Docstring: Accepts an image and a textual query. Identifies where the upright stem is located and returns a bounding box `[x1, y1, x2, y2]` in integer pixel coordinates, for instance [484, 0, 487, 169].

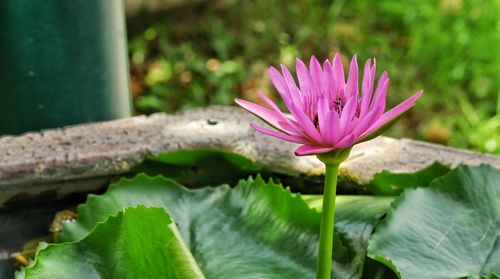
[316, 162, 339, 279]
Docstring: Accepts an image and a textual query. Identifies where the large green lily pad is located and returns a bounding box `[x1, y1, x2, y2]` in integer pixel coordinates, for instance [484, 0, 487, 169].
[366, 162, 451, 195]
[368, 165, 500, 279]
[44, 175, 392, 278]
[18, 206, 204, 279]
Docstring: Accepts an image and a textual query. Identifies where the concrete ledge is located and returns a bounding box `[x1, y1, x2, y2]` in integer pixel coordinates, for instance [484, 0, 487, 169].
[1, 106, 499, 205]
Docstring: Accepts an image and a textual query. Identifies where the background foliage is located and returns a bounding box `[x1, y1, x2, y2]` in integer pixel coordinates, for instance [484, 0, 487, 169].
[127, 0, 500, 154]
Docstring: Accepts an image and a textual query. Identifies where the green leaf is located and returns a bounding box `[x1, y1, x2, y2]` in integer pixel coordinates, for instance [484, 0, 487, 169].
[151, 149, 261, 171]
[303, 195, 396, 278]
[18, 206, 204, 279]
[361, 258, 398, 279]
[54, 174, 391, 278]
[368, 165, 500, 279]
[131, 149, 263, 187]
[367, 162, 451, 195]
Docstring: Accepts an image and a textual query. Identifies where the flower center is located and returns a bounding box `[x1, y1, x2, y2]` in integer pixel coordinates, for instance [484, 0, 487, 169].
[332, 97, 344, 114]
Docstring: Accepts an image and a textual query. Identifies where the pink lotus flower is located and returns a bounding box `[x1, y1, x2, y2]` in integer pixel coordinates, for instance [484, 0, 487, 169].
[235, 54, 423, 156]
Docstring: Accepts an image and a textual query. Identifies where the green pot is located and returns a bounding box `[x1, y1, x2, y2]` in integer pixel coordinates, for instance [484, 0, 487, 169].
[0, 0, 131, 135]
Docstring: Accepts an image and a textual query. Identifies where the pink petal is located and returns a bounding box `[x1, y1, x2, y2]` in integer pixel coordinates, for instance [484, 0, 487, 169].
[322, 60, 336, 101]
[294, 144, 335, 156]
[287, 102, 325, 145]
[335, 133, 356, 149]
[317, 96, 330, 141]
[257, 91, 281, 112]
[332, 53, 345, 98]
[352, 105, 380, 137]
[339, 95, 357, 135]
[326, 110, 342, 145]
[344, 55, 359, 98]
[309, 56, 323, 94]
[364, 90, 423, 136]
[280, 64, 303, 108]
[345, 99, 361, 136]
[268, 67, 291, 100]
[296, 58, 315, 99]
[366, 77, 389, 124]
[360, 58, 376, 117]
[257, 91, 303, 136]
[370, 71, 389, 112]
[235, 98, 291, 133]
[251, 123, 309, 144]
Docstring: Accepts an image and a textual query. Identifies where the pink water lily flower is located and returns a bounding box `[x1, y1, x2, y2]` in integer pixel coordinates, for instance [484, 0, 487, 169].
[235, 54, 423, 156]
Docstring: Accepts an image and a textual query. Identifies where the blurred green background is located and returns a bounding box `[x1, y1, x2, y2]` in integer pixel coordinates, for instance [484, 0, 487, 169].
[126, 0, 500, 154]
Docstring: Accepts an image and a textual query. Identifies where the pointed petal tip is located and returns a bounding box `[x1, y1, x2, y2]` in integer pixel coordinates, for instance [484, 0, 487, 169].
[364, 57, 372, 67]
[249, 123, 265, 133]
[234, 98, 244, 105]
[407, 89, 424, 104]
[257, 90, 267, 98]
[235, 98, 261, 110]
[296, 57, 306, 64]
[371, 58, 377, 71]
[280, 63, 292, 74]
[377, 71, 389, 84]
[405, 89, 424, 105]
[251, 123, 308, 144]
[234, 98, 275, 121]
[267, 66, 278, 74]
[350, 55, 358, 67]
[310, 55, 321, 69]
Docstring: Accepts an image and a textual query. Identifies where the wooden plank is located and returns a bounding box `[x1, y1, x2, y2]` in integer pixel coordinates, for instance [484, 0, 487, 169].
[1, 106, 499, 205]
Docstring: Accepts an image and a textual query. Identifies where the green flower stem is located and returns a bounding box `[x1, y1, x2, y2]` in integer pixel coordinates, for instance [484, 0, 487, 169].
[316, 162, 339, 279]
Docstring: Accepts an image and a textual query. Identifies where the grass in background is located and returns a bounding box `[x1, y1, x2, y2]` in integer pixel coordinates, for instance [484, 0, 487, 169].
[127, 0, 500, 154]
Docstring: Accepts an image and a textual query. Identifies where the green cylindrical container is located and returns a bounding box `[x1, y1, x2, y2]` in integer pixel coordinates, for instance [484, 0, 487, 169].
[0, 0, 131, 135]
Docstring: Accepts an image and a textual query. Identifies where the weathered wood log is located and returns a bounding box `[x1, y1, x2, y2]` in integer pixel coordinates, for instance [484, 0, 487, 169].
[1, 106, 499, 206]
